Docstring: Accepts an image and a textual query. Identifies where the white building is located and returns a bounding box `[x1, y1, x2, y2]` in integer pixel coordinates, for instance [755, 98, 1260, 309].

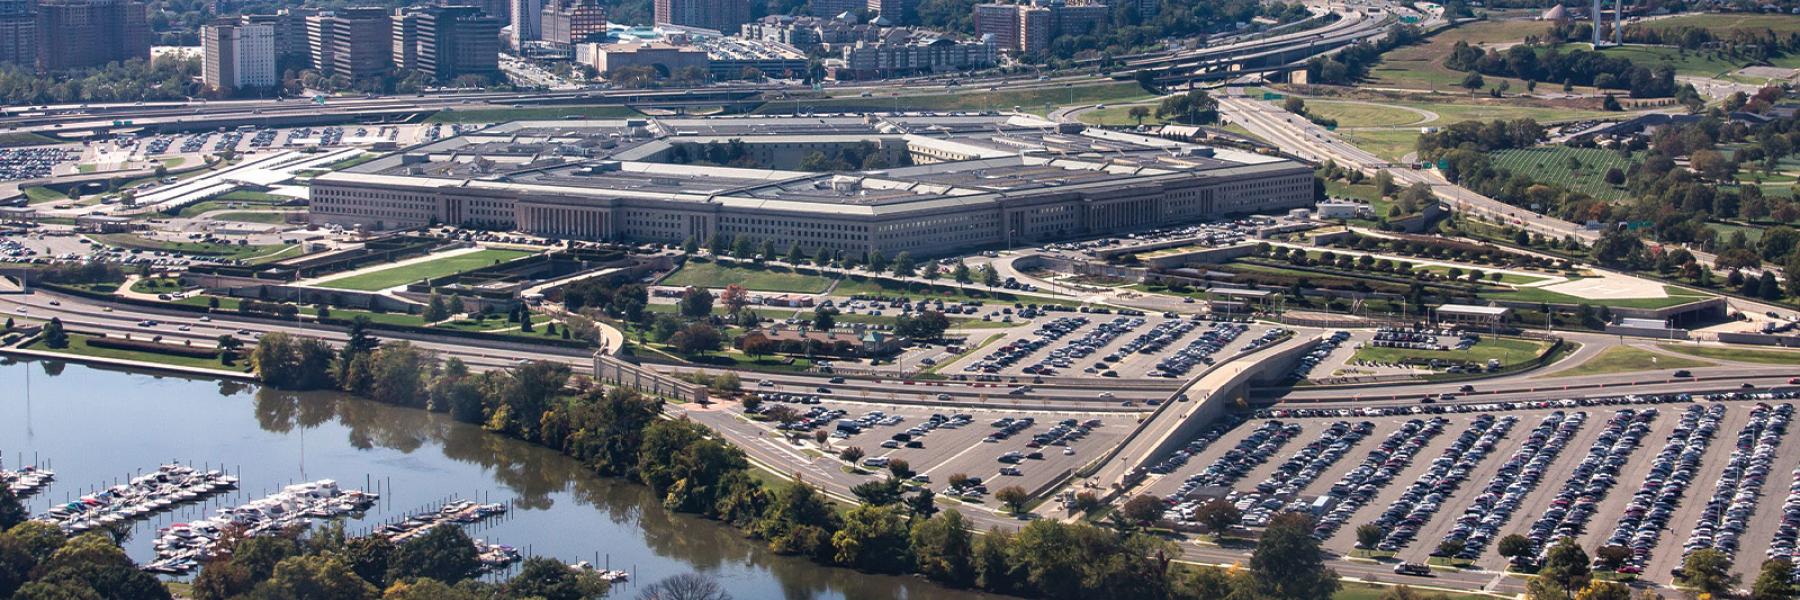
[509, 0, 543, 49]
[203, 21, 276, 95]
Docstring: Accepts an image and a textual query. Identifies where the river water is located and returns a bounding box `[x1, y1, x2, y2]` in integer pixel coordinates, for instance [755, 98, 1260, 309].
[0, 359, 991, 600]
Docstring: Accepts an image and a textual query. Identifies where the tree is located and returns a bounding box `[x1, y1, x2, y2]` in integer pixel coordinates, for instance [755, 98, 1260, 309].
[1242, 513, 1339, 600]
[886, 459, 913, 479]
[1461, 72, 1486, 94]
[1592, 545, 1630, 571]
[851, 478, 904, 505]
[386, 524, 479, 584]
[812, 307, 837, 331]
[1677, 548, 1739, 597]
[1602, 93, 1622, 111]
[838, 446, 865, 463]
[1753, 558, 1797, 600]
[678, 287, 714, 319]
[1572, 580, 1632, 600]
[251, 555, 378, 600]
[720, 284, 751, 316]
[995, 486, 1029, 515]
[423, 294, 451, 322]
[867, 250, 889, 272]
[669, 323, 722, 355]
[891, 252, 916, 277]
[1536, 539, 1591, 600]
[906, 487, 938, 520]
[1120, 494, 1165, 525]
[832, 504, 912, 573]
[1497, 534, 1533, 560]
[1154, 90, 1219, 125]
[637, 572, 730, 600]
[40, 318, 67, 349]
[506, 556, 607, 600]
[1193, 498, 1240, 537]
[1128, 105, 1151, 126]
[1355, 523, 1384, 549]
[952, 262, 972, 288]
[911, 509, 975, 587]
[0, 486, 24, 530]
[981, 265, 1000, 288]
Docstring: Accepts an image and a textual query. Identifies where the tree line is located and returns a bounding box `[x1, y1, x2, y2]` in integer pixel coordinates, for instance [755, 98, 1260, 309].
[1444, 42, 1681, 98]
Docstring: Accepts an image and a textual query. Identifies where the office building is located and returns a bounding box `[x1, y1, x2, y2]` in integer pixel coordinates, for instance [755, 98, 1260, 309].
[307, 8, 392, 82]
[834, 32, 996, 80]
[310, 115, 1314, 256]
[203, 20, 276, 95]
[36, 0, 150, 71]
[508, 0, 540, 49]
[653, 0, 749, 33]
[241, 9, 316, 70]
[416, 5, 499, 81]
[540, 0, 606, 45]
[972, 3, 1018, 51]
[0, 0, 33, 67]
[581, 41, 707, 75]
[391, 8, 421, 71]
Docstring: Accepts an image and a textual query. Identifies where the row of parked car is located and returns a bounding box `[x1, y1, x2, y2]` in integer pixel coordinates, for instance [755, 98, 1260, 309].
[1025, 316, 1144, 375]
[1437, 411, 1586, 561]
[1681, 403, 1791, 561]
[965, 317, 1085, 374]
[1370, 415, 1517, 553]
[1288, 330, 1351, 382]
[1178, 421, 1302, 492]
[1605, 404, 1726, 567]
[1146, 416, 1244, 475]
[1523, 409, 1658, 567]
[1253, 421, 1373, 498]
[1152, 323, 1250, 378]
[0, 147, 77, 181]
[1312, 418, 1449, 540]
[1768, 459, 1800, 577]
[1251, 390, 1780, 421]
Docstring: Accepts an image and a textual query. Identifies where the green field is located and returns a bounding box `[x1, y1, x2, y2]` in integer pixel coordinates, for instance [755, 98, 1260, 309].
[1656, 343, 1800, 365]
[212, 211, 296, 224]
[1368, 20, 1564, 92]
[0, 132, 57, 147]
[425, 104, 644, 124]
[761, 82, 1153, 116]
[1636, 13, 1800, 36]
[23, 333, 234, 371]
[315, 248, 534, 291]
[1547, 345, 1712, 377]
[1076, 103, 1168, 126]
[1351, 336, 1550, 369]
[1482, 285, 1713, 309]
[23, 186, 67, 204]
[661, 260, 834, 294]
[1303, 101, 1431, 127]
[216, 190, 287, 202]
[1489, 146, 1637, 201]
[1337, 129, 1423, 162]
[1596, 44, 1754, 78]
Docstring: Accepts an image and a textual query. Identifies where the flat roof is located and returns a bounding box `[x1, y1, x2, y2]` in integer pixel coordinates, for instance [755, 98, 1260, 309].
[1435, 304, 1512, 316]
[1207, 287, 1272, 299]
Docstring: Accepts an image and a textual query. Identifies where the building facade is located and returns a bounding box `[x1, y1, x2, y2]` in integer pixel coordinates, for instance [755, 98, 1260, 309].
[973, 0, 1108, 54]
[835, 36, 996, 80]
[0, 0, 34, 68]
[307, 7, 392, 82]
[866, 0, 917, 24]
[415, 5, 500, 81]
[583, 42, 706, 76]
[508, 0, 541, 49]
[540, 0, 606, 46]
[36, 0, 150, 71]
[241, 9, 316, 70]
[652, 0, 748, 33]
[203, 20, 276, 95]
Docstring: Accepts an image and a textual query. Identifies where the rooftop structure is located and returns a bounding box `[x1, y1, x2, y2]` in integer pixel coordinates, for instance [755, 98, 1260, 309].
[310, 114, 1314, 257]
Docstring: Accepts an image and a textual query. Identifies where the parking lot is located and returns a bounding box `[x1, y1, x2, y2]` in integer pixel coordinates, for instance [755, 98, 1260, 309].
[1135, 393, 1800, 585]
[939, 312, 1279, 383]
[747, 398, 1133, 502]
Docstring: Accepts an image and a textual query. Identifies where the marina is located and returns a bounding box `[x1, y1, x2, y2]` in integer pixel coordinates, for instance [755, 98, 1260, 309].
[40, 464, 237, 534]
[1, 463, 53, 498]
[145, 479, 377, 574]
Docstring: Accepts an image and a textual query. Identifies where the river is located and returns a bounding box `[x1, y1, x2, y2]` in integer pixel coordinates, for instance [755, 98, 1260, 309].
[0, 358, 993, 600]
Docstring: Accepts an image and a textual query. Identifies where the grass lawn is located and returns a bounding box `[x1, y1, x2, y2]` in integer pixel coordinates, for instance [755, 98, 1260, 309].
[425, 104, 643, 124]
[23, 333, 235, 371]
[1076, 103, 1170, 126]
[160, 157, 186, 168]
[1481, 285, 1712, 309]
[1333, 581, 1496, 600]
[1303, 101, 1430, 127]
[1488, 146, 1637, 202]
[1368, 20, 1563, 92]
[830, 275, 1086, 307]
[1656, 344, 1800, 365]
[129, 277, 188, 295]
[1414, 264, 1549, 285]
[0, 132, 57, 147]
[1352, 337, 1550, 369]
[662, 260, 834, 294]
[212, 211, 296, 225]
[829, 311, 1017, 329]
[1546, 345, 1713, 378]
[1637, 13, 1800, 35]
[1596, 44, 1746, 78]
[316, 249, 534, 291]
[90, 234, 294, 261]
[1338, 129, 1423, 162]
[246, 244, 306, 265]
[23, 186, 67, 204]
[216, 190, 287, 202]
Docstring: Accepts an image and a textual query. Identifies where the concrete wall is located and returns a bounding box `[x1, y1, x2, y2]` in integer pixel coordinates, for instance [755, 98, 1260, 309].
[1717, 331, 1800, 347]
[1140, 243, 1257, 270]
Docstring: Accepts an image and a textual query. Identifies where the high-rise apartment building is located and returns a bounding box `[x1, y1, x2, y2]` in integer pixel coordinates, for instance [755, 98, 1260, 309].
[203, 20, 275, 94]
[653, 0, 749, 33]
[416, 5, 499, 81]
[541, 0, 606, 46]
[306, 7, 392, 82]
[508, 0, 541, 49]
[973, 1, 1106, 54]
[972, 3, 1019, 50]
[36, 0, 150, 71]
[0, 0, 34, 67]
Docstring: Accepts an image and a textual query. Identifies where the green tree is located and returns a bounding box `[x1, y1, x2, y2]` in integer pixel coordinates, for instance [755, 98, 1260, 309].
[995, 486, 1029, 514]
[386, 525, 479, 584]
[1572, 580, 1632, 600]
[1753, 558, 1798, 600]
[0, 486, 24, 530]
[40, 318, 67, 349]
[1242, 512, 1339, 600]
[973, 526, 1020, 594]
[1497, 534, 1533, 560]
[679, 287, 714, 318]
[1128, 105, 1151, 125]
[952, 262, 972, 288]
[251, 555, 378, 600]
[891, 252, 916, 277]
[1677, 548, 1739, 597]
[911, 509, 975, 587]
[1536, 539, 1591, 600]
[423, 294, 451, 322]
[1461, 71, 1485, 94]
[1193, 498, 1240, 537]
[1120, 494, 1165, 525]
[832, 504, 912, 573]
[506, 556, 607, 600]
